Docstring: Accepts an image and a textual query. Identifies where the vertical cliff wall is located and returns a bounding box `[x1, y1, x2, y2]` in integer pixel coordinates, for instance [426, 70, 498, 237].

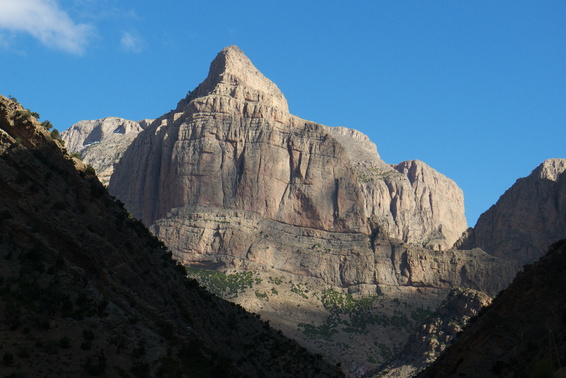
[106, 45, 467, 252]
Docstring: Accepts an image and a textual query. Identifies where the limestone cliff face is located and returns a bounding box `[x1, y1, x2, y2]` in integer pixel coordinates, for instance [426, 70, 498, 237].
[325, 126, 467, 250]
[152, 206, 512, 297]
[457, 158, 566, 266]
[62, 117, 151, 185]
[104, 45, 496, 301]
[357, 159, 467, 250]
[58, 47, 509, 374]
[108, 45, 467, 251]
[109, 46, 368, 234]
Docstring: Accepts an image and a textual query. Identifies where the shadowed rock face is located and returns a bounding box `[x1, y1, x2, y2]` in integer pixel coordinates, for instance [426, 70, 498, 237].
[364, 159, 467, 250]
[419, 240, 566, 378]
[323, 125, 468, 250]
[457, 158, 566, 266]
[382, 288, 492, 377]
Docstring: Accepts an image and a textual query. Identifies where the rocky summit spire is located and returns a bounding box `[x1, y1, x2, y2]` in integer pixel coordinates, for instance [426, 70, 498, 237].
[193, 45, 289, 113]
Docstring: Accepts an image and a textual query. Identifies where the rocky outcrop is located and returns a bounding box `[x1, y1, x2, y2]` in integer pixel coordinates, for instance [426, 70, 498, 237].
[324, 123, 468, 250]
[0, 95, 342, 377]
[419, 239, 566, 378]
[102, 48, 512, 373]
[81, 46, 508, 374]
[383, 288, 492, 377]
[457, 158, 566, 266]
[61, 117, 151, 185]
[359, 160, 467, 250]
[151, 206, 513, 297]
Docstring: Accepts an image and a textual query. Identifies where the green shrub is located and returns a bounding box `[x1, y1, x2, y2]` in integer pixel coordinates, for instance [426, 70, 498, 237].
[85, 165, 96, 176]
[15, 109, 31, 120]
[255, 291, 269, 300]
[41, 120, 53, 130]
[290, 283, 309, 299]
[411, 308, 432, 323]
[186, 268, 256, 298]
[50, 129, 60, 139]
[50, 129, 66, 146]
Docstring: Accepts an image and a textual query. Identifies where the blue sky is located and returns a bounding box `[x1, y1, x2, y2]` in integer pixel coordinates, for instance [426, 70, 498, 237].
[1, 0, 565, 226]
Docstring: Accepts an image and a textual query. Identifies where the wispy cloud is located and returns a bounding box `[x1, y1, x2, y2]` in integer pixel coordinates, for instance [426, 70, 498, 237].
[120, 30, 145, 54]
[0, 0, 93, 55]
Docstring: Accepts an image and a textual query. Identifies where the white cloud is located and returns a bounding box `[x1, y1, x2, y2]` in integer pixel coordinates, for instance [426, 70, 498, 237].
[120, 30, 145, 54]
[0, 0, 93, 54]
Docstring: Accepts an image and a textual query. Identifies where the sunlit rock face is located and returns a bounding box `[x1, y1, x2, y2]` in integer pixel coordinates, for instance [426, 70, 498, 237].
[110, 46, 369, 235]
[108, 45, 467, 253]
[62, 117, 151, 185]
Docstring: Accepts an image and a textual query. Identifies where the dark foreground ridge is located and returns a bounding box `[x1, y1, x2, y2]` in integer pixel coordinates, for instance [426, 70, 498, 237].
[419, 239, 566, 377]
[0, 95, 343, 377]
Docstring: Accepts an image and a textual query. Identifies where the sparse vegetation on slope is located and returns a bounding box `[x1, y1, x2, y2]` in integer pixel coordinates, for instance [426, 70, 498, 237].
[186, 267, 261, 299]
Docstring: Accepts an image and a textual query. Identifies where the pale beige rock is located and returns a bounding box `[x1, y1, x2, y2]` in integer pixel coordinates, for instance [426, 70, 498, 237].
[108, 45, 491, 298]
[152, 206, 513, 296]
[109, 46, 368, 234]
[190, 45, 289, 115]
[61, 117, 151, 185]
[325, 125, 468, 249]
[70, 46, 468, 250]
[354, 159, 467, 250]
[531, 158, 566, 181]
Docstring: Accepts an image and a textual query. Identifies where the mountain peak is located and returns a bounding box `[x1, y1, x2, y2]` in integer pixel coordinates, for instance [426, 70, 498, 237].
[193, 45, 289, 113]
[529, 158, 566, 181]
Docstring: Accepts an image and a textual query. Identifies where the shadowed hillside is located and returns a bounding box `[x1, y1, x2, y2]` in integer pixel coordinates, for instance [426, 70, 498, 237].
[419, 239, 566, 377]
[0, 95, 342, 377]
